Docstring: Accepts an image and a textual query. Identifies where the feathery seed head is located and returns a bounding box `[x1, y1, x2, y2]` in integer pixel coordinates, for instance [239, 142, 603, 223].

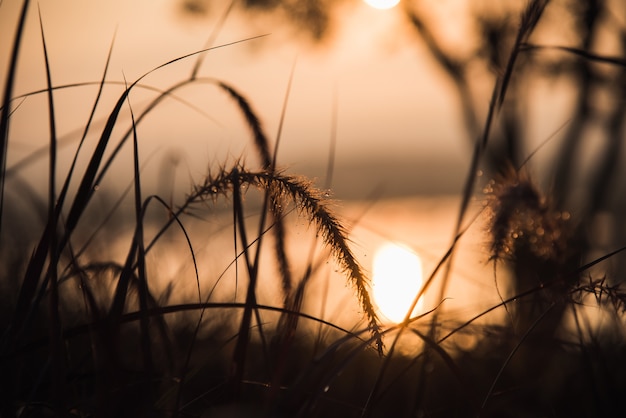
[485, 166, 570, 264]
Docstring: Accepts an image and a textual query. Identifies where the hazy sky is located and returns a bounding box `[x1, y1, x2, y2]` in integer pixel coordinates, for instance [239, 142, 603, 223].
[1, 0, 502, 199]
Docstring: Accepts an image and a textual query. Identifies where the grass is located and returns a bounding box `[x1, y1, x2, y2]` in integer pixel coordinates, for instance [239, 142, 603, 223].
[3, 0, 626, 417]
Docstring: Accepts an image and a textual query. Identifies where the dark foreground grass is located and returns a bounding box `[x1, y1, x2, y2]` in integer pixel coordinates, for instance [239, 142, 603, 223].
[3, 1, 626, 417]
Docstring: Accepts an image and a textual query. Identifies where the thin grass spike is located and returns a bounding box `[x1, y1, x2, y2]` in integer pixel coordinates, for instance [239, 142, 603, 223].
[190, 164, 383, 354]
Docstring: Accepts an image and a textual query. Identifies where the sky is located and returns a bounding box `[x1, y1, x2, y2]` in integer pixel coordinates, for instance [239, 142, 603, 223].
[1, 0, 476, 200]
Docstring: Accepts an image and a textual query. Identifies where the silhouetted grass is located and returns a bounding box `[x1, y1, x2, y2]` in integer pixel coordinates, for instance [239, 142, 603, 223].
[3, 1, 626, 417]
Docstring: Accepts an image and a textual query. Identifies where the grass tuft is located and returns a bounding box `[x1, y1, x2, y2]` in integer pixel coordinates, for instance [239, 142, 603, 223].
[4, 1, 626, 416]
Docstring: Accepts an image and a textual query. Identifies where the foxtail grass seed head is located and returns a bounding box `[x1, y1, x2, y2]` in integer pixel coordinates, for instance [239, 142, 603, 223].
[484, 166, 571, 264]
[186, 164, 384, 353]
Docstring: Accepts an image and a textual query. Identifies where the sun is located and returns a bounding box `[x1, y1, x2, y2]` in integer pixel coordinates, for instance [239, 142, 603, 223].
[372, 243, 424, 323]
[363, 0, 401, 10]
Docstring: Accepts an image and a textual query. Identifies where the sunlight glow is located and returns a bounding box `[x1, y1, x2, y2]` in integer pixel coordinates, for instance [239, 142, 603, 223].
[363, 0, 401, 10]
[372, 243, 424, 323]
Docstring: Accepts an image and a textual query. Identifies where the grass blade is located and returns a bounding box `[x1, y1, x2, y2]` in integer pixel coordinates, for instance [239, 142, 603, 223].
[55, 32, 116, 224]
[0, 0, 30, 238]
[126, 82, 155, 376]
[189, 0, 236, 79]
[38, 7, 66, 410]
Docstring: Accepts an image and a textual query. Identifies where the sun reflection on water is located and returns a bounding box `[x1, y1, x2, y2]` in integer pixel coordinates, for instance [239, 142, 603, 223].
[372, 242, 424, 323]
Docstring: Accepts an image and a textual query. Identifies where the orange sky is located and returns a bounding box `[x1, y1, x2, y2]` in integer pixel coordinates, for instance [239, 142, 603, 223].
[1, 0, 478, 200]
